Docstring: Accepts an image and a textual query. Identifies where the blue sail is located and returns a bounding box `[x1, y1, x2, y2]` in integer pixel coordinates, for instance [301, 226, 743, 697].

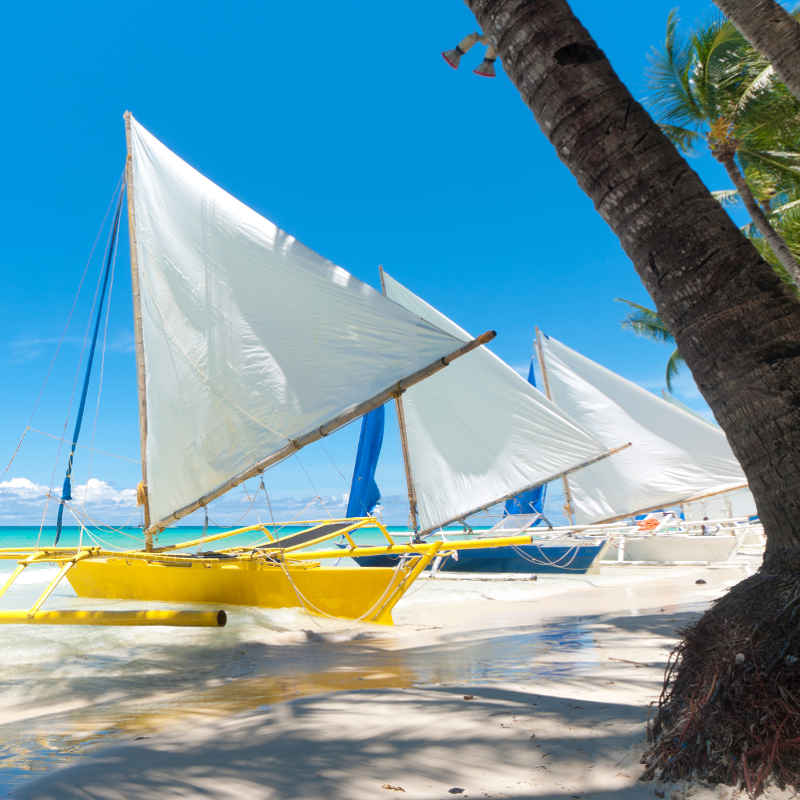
[504, 358, 547, 517]
[346, 404, 385, 518]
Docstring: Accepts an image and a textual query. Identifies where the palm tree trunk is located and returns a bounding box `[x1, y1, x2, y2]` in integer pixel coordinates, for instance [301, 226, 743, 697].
[719, 152, 800, 285]
[713, 0, 800, 103]
[462, 0, 800, 783]
[464, 0, 800, 553]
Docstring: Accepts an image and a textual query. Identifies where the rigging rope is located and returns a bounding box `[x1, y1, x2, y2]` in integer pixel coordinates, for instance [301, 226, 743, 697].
[273, 550, 407, 624]
[24, 427, 138, 463]
[54, 188, 124, 545]
[86, 218, 119, 482]
[4, 171, 126, 480]
[260, 477, 276, 527]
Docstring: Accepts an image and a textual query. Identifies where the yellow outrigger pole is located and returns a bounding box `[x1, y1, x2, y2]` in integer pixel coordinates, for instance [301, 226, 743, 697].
[0, 517, 536, 627]
[0, 546, 227, 627]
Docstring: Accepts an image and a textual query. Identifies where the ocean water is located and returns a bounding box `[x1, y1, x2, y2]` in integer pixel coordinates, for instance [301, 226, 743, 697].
[0, 523, 423, 551]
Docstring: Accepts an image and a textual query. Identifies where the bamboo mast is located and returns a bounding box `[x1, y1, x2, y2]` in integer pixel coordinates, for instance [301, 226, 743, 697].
[379, 266, 419, 532]
[534, 327, 575, 525]
[123, 111, 153, 549]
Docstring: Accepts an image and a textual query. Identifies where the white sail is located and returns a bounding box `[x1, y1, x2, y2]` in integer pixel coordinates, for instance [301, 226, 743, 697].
[538, 334, 754, 524]
[127, 117, 466, 528]
[382, 272, 611, 533]
[659, 391, 757, 520]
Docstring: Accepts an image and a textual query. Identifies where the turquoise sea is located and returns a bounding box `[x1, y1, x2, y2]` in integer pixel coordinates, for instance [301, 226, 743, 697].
[0, 523, 482, 553]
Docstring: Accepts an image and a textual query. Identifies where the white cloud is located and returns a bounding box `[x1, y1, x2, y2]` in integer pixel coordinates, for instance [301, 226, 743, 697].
[0, 477, 50, 498]
[0, 478, 418, 527]
[0, 475, 140, 524]
[70, 478, 137, 506]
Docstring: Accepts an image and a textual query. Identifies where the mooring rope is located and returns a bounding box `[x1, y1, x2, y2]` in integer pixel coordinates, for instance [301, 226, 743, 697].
[273, 551, 408, 624]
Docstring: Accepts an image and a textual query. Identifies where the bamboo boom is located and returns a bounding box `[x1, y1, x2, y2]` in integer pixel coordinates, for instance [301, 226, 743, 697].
[123, 111, 152, 544]
[416, 441, 632, 536]
[147, 330, 497, 536]
[0, 609, 227, 627]
[379, 265, 420, 532]
[535, 327, 576, 525]
[594, 483, 751, 525]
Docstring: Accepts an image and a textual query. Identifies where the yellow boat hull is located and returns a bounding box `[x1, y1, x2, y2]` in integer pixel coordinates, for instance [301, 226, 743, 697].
[66, 555, 416, 625]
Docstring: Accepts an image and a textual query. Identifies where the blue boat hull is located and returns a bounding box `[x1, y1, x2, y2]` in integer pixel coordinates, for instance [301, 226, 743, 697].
[352, 540, 605, 574]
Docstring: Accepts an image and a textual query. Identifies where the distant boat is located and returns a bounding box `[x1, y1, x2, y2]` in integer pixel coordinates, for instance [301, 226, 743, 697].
[0, 115, 545, 628]
[346, 271, 624, 574]
[534, 332, 758, 563]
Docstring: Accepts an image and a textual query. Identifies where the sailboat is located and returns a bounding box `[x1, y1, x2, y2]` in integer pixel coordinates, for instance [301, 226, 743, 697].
[347, 271, 628, 574]
[534, 331, 758, 563]
[0, 114, 546, 627]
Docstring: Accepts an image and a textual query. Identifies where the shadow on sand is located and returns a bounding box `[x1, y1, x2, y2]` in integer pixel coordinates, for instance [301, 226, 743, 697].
[8, 605, 706, 798]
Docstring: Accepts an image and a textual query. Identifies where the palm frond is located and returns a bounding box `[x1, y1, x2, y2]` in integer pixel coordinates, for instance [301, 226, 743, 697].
[615, 298, 674, 343]
[771, 197, 800, 219]
[712, 188, 739, 207]
[740, 150, 800, 186]
[747, 233, 799, 292]
[665, 348, 685, 393]
[660, 124, 702, 152]
[646, 11, 705, 129]
[741, 161, 780, 204]
[735, 64, 776, 118]
[692, 18, 739, 112]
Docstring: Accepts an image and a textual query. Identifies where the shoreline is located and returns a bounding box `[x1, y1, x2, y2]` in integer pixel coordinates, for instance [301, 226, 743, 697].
[8, 556, 786, 799]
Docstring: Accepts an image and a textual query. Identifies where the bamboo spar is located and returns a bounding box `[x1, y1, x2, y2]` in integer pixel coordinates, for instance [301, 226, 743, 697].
[379, 266, 419, 532]
[593, 482, 750, 526]
[146, 329, 497, 536]
[123, 111, 153, 547]
[535, 327, 576, 525]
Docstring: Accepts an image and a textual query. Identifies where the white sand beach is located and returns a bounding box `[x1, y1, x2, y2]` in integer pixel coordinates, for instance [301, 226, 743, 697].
[5, 553, 791, 800]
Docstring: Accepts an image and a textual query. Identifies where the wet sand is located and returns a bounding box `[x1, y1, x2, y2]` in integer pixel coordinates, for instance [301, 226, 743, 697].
[5, 554, 789, 799]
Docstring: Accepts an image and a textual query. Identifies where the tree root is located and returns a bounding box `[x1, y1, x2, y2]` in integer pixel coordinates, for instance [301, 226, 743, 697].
[642, 555, 800, 797]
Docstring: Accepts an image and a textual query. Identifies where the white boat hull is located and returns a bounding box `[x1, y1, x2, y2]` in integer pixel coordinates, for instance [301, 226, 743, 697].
[605, 532, 740, 563]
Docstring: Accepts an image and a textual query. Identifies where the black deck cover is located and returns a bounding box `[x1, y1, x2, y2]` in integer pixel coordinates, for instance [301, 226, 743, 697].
[264, 522, 352, 551]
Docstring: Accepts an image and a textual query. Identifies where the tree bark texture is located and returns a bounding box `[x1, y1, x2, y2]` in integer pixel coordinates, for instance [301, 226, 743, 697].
[713, 0, 800, 104]
[464, 0, 800, 559]
[720, 153, 800, 285]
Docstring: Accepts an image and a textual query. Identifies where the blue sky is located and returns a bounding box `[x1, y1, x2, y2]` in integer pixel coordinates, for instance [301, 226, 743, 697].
[0, 0, 754, 526]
